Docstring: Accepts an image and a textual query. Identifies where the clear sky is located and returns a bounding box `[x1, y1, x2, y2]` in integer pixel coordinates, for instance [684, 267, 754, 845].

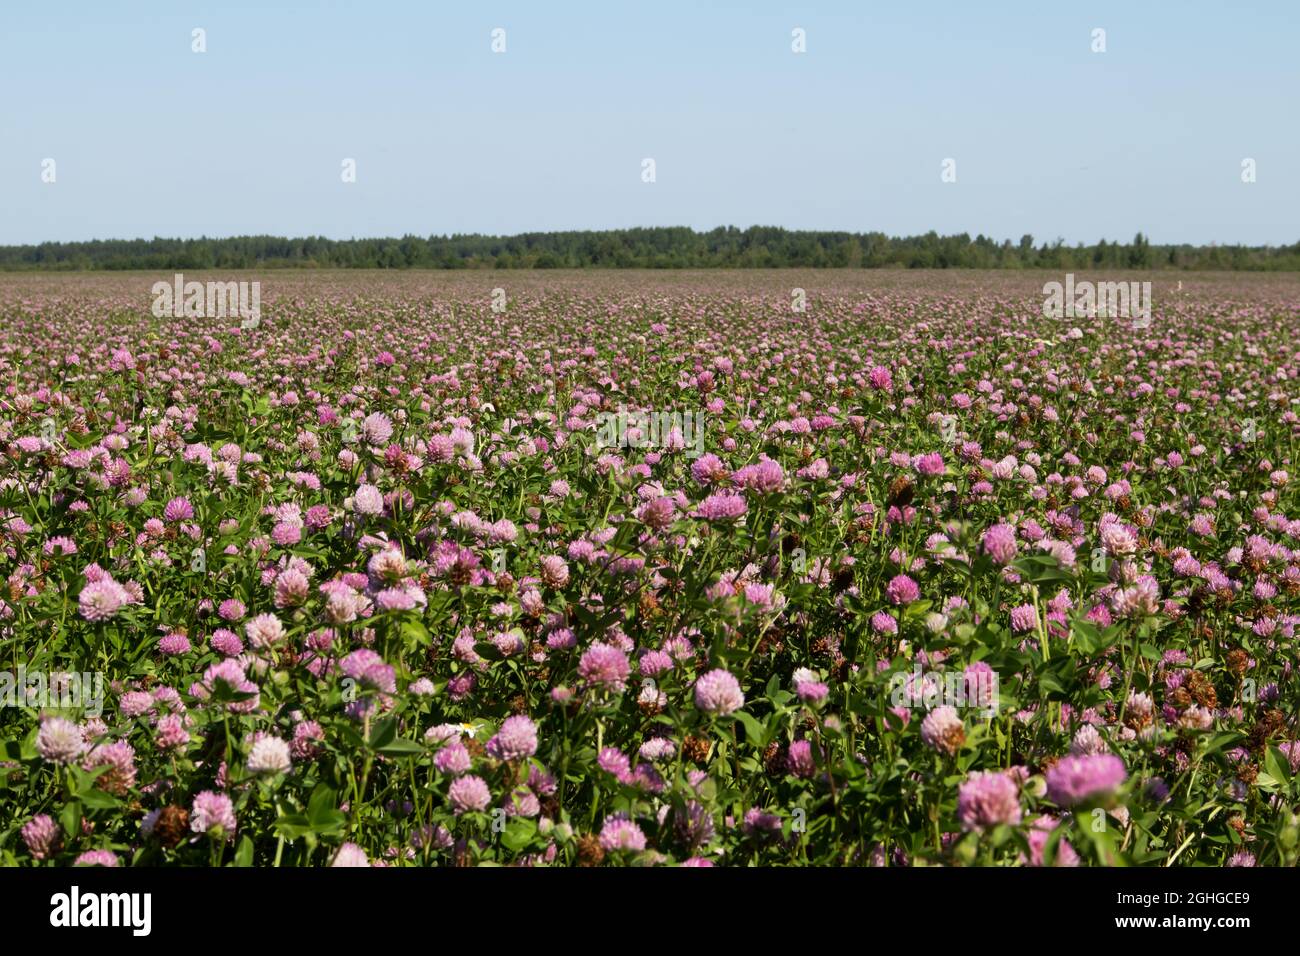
[1, 0, 1296, 246]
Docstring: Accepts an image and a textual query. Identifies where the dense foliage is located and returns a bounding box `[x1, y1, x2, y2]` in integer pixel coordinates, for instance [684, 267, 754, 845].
[4, 228, 1300, 271]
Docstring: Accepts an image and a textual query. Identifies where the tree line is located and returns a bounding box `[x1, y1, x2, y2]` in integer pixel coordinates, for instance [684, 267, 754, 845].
[2, 228, 1297, 271]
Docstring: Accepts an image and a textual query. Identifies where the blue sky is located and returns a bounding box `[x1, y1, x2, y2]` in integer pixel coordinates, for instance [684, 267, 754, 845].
[1, 0, 1296, 245]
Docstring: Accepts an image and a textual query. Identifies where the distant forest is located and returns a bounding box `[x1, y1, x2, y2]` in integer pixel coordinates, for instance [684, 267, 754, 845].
[3, 228, 1298, 271]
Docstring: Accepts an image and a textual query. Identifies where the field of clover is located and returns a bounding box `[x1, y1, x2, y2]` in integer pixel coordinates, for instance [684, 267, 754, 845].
[0, 270, 1298, 867]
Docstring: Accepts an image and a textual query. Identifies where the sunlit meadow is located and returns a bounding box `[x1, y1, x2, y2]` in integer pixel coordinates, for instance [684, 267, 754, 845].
[1, 270, 1298, 867]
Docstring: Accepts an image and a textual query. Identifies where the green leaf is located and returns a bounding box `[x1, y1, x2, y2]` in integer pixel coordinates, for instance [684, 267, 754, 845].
[1265, 746, 1292, 786]
[274, 813, 313, 840]
[60, 800, 82, 839]
[367, 717, 397, 751]
[473, 641, 504, 662]
[377, 738, 426, 758]
[79, 788, 120, 810]
[1070, 619, 1106, 655]
[1202, 731, 1244, 755]
[307, 785, 340, 828]
[732, 710, 769, 748]
[764, 673, 780, 700]
[1255, 772, 1280, 792]
[1038, 672, 1066, 697]
[401, 618, 432, 649]
[500, 818, 537, 853]
[2, 740, 27, 762]
[902, 600, 934, 620]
